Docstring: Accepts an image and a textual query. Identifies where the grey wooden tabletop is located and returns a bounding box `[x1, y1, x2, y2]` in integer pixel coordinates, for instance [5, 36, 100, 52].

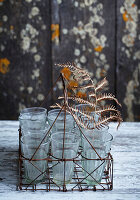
[0, 121, 140, 200]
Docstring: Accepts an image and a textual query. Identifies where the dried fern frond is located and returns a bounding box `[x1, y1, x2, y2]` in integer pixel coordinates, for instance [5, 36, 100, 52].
[70, 113, 87, 129]
[73, 74, 91, 82]
[50, 103, 94, 127]
[58, 96, 96, 108]
[50, 103, 63, 109]
[50, 103, 73, 116]
[80, 75, 92, 82]
[72, 63, 90, 75]
[56, 62, 85, 75]
[97, 93, 122, 107]
[95, 77, 108, 92]
[55, 62, 75, 72]
[72, 84, 95, 90]
[89, 92, 96, 98]
[68, 106, 89, 129]
[96, 105, 120, 114]
[54, 62, 122, 130]
[56, 62, 93, 84]
[55, 103, 88, 129]
[68, 104, 94, 121]
[94, 113, 122, 130]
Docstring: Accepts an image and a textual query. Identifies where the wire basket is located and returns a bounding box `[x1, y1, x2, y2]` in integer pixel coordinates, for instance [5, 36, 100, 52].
[18, 71, 114, 192]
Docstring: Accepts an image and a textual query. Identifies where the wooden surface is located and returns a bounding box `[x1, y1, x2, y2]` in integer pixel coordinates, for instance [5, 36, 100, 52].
[0, 121, 140, 200]
[0, 0, 140, 121]
[116, 0, 140, 121]
[52, 0, 116, 102]
[0, 0, 52, 119]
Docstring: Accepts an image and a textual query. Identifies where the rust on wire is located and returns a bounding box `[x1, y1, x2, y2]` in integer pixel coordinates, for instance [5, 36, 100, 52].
[30, 105, 64, 161]
[19, 148, 113, 191]
[18, 64, 114, 192]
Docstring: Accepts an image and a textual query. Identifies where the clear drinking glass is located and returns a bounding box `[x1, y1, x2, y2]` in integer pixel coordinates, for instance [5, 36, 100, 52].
[19, 107, 47, 130]
[75, 104, 110, 145]
[75, 104, 100, 124]
[21, 125, 50, 141]
[51, 132, 79, 186]
[81, 126, 109, 145]
[48, 109, 74, 133]
[21, 137, 50, 184]
[104, 133, 113, 154]
[21, 132, 50, 151]
[82, 132, 113, 186]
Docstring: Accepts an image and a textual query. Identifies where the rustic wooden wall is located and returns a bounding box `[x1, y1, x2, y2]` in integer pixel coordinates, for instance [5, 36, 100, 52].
[0, 0, 140, 121]
[0, 0, 52, 119]
[116, 0, 140, 121]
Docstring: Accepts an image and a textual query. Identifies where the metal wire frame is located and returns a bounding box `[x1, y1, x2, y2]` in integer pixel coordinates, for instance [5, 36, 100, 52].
[18, 73, 113, 192]
[18, 141, 113, 192]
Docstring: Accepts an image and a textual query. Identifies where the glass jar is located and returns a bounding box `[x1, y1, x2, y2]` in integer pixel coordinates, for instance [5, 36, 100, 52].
[81, 132, 113, 186]
[74, 104, 108, 146]
[51, 132, 80, 185]
[75, 104, 100, 125]
[48, 109, 74, 133]
[19, 107, 47, 130]
[21, 136, 50, 184]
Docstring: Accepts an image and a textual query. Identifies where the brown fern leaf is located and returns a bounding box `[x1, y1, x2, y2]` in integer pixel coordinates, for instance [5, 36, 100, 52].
[55, 62, 122, 129]
[76, 106, 97, 129]
[72, 63, 92, 79]
[55, 62, 75, 71]
[67, 104, 94, 121]
[94, 113, 122, 130]
[67, 106, 87, 129]
[96, 105, 120, 114]
[58, 96, 96, 108]
[50, 103, 62, 109]
[88, 92, 96, 98]
[63, 62, 87, 75]
[72, 71, 90, 80]
[81, 75, 91, 81]
[86, 122, 96, 129]
[51, 103, 93, 129]
[89, 94, 96, 98]
[56, 62, 93, 86]
[72, 63, 89, 74]
[73, 84, 95, 90]
[73, 70, 90, 77]
[97, 93, 122, 107]
[82, 117, 96, 129]
[73, 74, 91, 82]
[95, 77, 108, 92]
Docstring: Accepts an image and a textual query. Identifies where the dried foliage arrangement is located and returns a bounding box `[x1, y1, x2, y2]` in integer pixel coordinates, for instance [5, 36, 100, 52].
[51, 62, 123, 130]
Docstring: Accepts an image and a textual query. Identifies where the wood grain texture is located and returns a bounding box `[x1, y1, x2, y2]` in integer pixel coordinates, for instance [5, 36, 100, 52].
[116, 0, 140, 121]
[0, 121, 140, 199]
[51, 0, 116, 102]
[0, 0, 140, 121]
[0, 0, 52, 119]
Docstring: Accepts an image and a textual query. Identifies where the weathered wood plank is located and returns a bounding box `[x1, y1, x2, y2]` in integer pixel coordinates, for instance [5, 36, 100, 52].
[1, 121, 140, 152]
[0, 0, 139, 122]
[51, 0, 116, 102]
[0, 0, 52, 119]
[0, 152, 18, 188]
[0, 152, 140, 197]
[0, 121, 19, 151]
[116, 0, 140, 121]
[0, 121, 140, 199]
[0, 192, 140, 200]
